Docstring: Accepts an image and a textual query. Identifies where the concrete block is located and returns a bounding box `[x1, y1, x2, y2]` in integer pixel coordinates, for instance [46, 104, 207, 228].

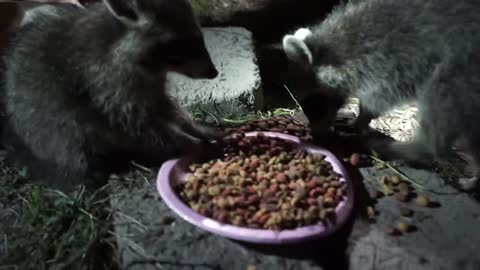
[169, 27, 263, 119]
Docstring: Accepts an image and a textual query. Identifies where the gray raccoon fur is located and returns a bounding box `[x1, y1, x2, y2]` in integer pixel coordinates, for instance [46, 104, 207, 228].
[2, 0, 220, 189]
[282, 0, 480, 187]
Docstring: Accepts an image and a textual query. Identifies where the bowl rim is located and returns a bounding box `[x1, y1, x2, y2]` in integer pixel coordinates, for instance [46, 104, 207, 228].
[156, 131, 355, 244]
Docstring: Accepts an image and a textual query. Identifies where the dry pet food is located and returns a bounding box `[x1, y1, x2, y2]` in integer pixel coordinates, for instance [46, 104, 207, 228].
[399, 208, 413, 217]
[384, 225, 399, 236]
[397, 221, 412, 233]
[415, 195, 430, 207]
[176, 132, 347, 230]
[350, 153, 361, 166]
[224, 116, 312, 141]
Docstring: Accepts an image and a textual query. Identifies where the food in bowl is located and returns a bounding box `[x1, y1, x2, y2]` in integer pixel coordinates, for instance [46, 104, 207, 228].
[175, 132, 348, 230]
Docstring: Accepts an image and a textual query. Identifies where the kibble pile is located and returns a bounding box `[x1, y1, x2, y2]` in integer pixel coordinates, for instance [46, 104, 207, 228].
[176, 132, 347, 230]
[223, 115, 313, 141]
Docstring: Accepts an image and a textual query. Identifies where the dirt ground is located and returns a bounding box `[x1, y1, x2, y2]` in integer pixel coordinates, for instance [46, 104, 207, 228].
[1, 1, 476, 269]
[1, 99, 475, 269]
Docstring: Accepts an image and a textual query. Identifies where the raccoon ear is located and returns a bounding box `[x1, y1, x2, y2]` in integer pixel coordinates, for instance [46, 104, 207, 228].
[282, 35, 313, 65]
[294, 28, 313, 41]
[103, 0, 142, 25]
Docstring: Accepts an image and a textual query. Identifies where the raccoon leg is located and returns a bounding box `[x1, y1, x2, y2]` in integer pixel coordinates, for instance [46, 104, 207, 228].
[7, 112, 111, 190]
[370, 139, 435, 168]
[457, 138, 480, 191]
[43, 134, 111, 189]
[352, 103, 378, 135]
[369, 59, 470, 168]
[369, 105, 456, 168]
[168, 99, 222, 141]
[143, 99, 223, 159]
[19, 136, 108, 190]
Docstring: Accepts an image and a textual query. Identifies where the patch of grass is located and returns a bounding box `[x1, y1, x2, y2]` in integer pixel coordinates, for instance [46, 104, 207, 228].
[0, 160, 117, 270]
[191, 107, 299, 126]
[192, 85, 303, 126]
[190, 0, 223, 17]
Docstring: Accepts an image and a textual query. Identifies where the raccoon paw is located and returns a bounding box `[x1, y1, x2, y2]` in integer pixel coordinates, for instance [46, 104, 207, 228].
[458, 177, 479, 191]
[189, 124, 224, 144]
[351, 121, 374, 137]
[368, 140, 435, 169]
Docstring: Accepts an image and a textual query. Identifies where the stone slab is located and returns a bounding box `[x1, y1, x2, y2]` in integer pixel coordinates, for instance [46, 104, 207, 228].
[168, 27, 263, 119]
[111, 161, 480, 270]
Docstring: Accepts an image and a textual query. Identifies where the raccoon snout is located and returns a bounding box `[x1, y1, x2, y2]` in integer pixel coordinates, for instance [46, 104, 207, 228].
[204, 65, 218, 79]
[194, 57, 218, 79]
[182, 59, 218, 79]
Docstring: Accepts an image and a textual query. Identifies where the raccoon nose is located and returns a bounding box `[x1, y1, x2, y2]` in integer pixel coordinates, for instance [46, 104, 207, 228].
[205, 66, 218, 79]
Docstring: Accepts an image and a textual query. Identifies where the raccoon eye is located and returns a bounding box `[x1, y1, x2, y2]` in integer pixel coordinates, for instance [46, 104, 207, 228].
[142, 36, 202, 68]
[165, 37, 202, 57]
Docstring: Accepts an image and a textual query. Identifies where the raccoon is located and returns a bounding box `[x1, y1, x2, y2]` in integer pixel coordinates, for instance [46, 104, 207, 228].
[1, 0, 220, 189]
[282, 0, 480, 189]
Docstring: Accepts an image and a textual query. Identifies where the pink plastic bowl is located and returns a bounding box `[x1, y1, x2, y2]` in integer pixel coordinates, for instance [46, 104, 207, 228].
[156, 131, 354, 244]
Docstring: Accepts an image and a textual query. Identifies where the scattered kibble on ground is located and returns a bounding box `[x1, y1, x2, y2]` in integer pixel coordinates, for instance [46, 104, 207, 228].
[368, 173, 438, 237]
[394, 192, 408, 202]
[350, 153, 360, 166]
[391, 175, 401, 184]
[383, 184, 394, 196]
[369, 189, 383, 200]
[400, 208, 414, 217]
[397, 221, 412, 233]
[416, 195, 430, 207]
[159, 216, 176, 225]
[384, 225, 399, 236]
[367, 206, 376, 220]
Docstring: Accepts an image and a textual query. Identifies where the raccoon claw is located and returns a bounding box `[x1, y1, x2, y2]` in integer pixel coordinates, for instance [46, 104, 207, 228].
[190, 135, 224, 161]
[197, 127, 224, 145]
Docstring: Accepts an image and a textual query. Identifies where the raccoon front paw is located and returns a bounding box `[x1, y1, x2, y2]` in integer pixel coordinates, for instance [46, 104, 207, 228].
[458, 177, 479, 191]
[188, 124, 224, 144]
[368, 140, 435, 169]
[172, 123, 224, 157]
[342, 118, 372, 136]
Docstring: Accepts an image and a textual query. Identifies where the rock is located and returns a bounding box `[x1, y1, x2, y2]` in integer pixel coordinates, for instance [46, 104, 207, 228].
[189, 0, 341, 110]
[112, 147, 480, 270]
[169, 27, 262, 120]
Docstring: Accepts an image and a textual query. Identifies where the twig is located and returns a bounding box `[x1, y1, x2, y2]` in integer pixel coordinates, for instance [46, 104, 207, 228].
[283, 85, 303, 110]
[3, 234, 7, 256]
[15, 194, 31, 209]
[130, 161, 153, 174]
[51, 189, 98, 222]
[115, 211, 147, 232]
[369, 155, 462, 195]
[200, 109, 220, 125]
